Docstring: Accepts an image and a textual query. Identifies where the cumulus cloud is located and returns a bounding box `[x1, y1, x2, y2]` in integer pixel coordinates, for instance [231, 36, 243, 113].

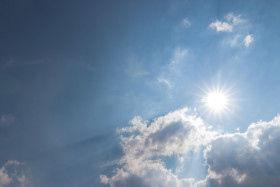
[244, 34, 254, 47]
[209, 13, 244, 32]
[0, 160, 31, 187]
[209, 13, 255, 48]
[118, 108, 210, 158]
[202, 115, 280, 187]
[100, 108, 215, 187]
[209, 21, 233, 32]
[100, 107, 280, 187]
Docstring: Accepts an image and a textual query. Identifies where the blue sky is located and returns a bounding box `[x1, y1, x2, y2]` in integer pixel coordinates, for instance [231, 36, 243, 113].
[1, 0, 280, 186]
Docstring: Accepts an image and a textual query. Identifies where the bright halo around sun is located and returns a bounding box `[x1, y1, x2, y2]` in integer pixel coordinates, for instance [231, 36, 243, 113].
[204, 91, 228, 113]
[200, 85, 234, 115]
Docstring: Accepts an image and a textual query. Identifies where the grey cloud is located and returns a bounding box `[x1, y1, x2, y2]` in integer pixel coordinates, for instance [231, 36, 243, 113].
[100, 108, 210, 187]
[100, 108, 280, 187]
[119, 108, 207, 158]
[203, 116, 280, 187]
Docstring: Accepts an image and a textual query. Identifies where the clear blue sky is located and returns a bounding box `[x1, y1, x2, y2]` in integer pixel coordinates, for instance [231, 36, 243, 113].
[1, 0, 280, 186]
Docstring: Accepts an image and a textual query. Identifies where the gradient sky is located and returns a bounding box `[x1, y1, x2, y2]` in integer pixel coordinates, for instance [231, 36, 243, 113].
[1, 0, 280, 187]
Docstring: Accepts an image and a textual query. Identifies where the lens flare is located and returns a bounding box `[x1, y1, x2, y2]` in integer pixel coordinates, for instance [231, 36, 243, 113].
[204, 91, 228, 113]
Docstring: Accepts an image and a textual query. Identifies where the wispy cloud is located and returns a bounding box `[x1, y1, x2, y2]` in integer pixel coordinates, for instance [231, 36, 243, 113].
[244, 34, 254, 47]
[181, 18, 191, 27]
[225, 13, 244, 25]
[0, 58, 44, 70]
[124, 56, 149, 78]
[226, 34, 241, 47]
[156, 47, 190, 89]
[173, 48, 188, 61]
[100, 108, 280, 187]
[157, 77, 173, 88]
[0, 114, 16, 128]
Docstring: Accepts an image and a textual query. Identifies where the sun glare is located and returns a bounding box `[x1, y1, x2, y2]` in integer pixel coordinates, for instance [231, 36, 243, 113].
[198, 81, 236, 117]
[205, 91, 228, 112]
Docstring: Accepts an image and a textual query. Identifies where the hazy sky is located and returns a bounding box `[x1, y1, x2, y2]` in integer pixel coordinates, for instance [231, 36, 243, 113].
[1, 0, 280, 186]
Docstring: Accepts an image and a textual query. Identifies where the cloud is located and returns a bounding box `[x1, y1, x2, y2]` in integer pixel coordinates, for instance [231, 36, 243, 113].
[209, 21, 233, 32]
[173, 48, 188, 60]
[155, 47, 190, 89]
[118, 108, 210, 158]
[226, 34, 241, 47]
[0, 58, 44, 70]
[209, 13, 255, 48]
[100, 108, 215, 187]
[100, 107, 280, 187]
[124, 56, 149, 78]
[244, 34, 254, 47]
[157, 77, 173, 88]
[0, 160, 31, 187]
[0, 114, 16, 128]
[181, 18, 191, 27]
[202, 115, 280, 187]
[209, 13, 244, 32]
[225, 13, 244, 25]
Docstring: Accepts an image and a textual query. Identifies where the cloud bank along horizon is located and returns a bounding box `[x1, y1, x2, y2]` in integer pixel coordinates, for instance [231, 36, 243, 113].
[99, 107, 280, 187]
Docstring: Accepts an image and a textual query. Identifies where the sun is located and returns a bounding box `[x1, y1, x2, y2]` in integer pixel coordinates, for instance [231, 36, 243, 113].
[204, 91, 228, 113]
[199, 81, 236, 117]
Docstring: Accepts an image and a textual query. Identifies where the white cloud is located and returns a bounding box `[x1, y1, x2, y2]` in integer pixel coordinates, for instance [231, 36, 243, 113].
[100, 107, 216, 187]
[209, 20, 233, 32]
[209, 13, 255, 48]
[181, 18, 191, 27]
[100, 107, 280, 187]
[244, 34, 254, 47]
[209, 13, 244, 32]
[0, 160, 31, 187]
[118, 108, 210, 158]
